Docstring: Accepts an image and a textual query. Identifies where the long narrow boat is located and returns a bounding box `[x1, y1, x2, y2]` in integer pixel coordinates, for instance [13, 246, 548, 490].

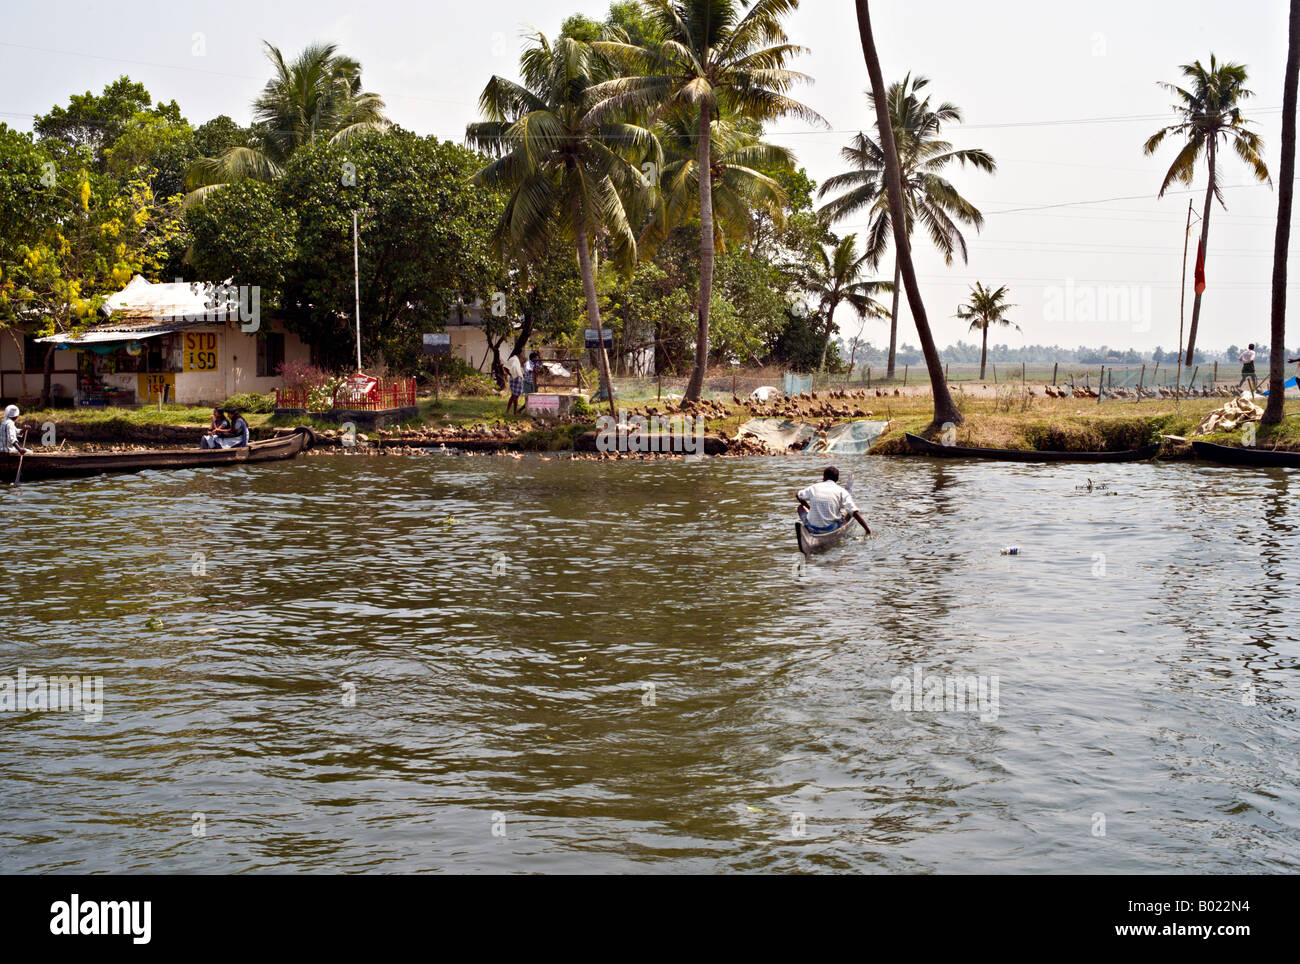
[1191, 440, 1300, 468]
[904, 432, 1159, 463]
[795, 514, 854, 555]
[1, 427, 314, 483]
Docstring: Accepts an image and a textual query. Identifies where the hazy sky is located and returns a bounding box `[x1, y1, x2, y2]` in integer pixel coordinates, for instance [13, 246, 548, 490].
[2, 0, 1295, 351]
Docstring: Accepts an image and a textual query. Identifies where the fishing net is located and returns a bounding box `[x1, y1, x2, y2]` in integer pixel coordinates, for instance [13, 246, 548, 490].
[738, 417, 888, 454]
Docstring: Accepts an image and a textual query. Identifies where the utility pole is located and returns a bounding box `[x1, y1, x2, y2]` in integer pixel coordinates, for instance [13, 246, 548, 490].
[1176, 198, 1198, 402]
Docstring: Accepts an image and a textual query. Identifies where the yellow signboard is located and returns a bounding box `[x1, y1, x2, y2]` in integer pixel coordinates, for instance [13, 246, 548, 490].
[183, 332, 220, 372]
[138, 372, 176, 402]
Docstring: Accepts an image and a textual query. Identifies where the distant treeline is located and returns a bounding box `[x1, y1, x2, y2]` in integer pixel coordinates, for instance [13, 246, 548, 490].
[841, 340, 1300, 368]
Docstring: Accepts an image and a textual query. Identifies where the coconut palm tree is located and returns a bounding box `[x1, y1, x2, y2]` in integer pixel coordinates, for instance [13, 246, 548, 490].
[639, 110, 793, 256]
[587, 0, 824, 402]
[804, 234, 891, 372]
[1144, 55, 1271, 365]
[818, 74, 994, 379]
[853, 0, 961, 427]
[466, 31, 659, 414]
[186, 42, 388, 204]
[1266, 7, 1300, 425]
[955, 282, 1018, 381]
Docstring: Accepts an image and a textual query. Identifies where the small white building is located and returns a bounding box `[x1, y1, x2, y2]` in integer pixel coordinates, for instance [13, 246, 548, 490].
[30, 276, 312, 406]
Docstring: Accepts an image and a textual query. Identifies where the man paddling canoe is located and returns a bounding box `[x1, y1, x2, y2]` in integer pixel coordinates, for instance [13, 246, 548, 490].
[797, 466, 869, 535]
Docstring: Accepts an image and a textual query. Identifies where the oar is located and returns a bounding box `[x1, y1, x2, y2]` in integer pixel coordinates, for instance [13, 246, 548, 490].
[11, 429, 28, 486]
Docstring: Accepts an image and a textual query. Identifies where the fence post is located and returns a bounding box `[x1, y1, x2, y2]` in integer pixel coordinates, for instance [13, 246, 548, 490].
[993, 363, 998, 384]
[904, 364, 909, 386]
[945, 363, 949, 381]
[1137, 364, 1145, 402]
[1213, 361, 1218, 387]
[1022, 362, 1026, 391]
[1052, 362, 1058, 385]
[1098, 366, 1104, 404]
[867, 366, 871, 389]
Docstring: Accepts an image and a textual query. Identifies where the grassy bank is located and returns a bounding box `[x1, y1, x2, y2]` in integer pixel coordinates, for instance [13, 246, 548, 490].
[17, 388, 1300, 453]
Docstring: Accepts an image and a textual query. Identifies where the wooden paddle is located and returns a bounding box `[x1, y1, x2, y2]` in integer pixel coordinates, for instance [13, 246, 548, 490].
[12, 429, 28, 486]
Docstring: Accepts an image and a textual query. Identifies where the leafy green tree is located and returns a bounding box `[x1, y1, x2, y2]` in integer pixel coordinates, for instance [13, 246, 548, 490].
[1145, 55, 1271, 365]
[818, 74, 994, 378]
[277, 131, 499, 371]
[104, 112, 197, 199]
[193, 115, 253, 159]
[467, 30, 658, 412]
[185, 180, 298, 308]
[1, 162, 182, 402]
[589, 0, 822, 401]
[34, 76, 183, 166]
[187, 42, 389, 203]
[955, 282, 1018, 380]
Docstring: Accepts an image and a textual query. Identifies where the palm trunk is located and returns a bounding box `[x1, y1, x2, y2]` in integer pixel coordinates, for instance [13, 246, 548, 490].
[684, 104, 714, 403]
[1185, 143, 1215, 365]
[855, 0, 961, 427]
[818, 296, 839, 372]
[979, 325, 988, 381]
[1265, 0, 1300, 425]
[886, 252, 900, 378]
[574, 225, 616, 416]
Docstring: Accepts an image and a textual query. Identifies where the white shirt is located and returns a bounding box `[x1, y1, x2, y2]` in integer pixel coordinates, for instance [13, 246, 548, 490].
[505, 355, 523, 378]
[1240, 349, 1256, 364]
[0, 418, 18, 454]
[798, 480, 858, 529]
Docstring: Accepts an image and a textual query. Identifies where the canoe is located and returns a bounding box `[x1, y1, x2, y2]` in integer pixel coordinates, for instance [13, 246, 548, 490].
[904, 432, 1159, 463]
[1, 427, 314, 483]
[1191, 440, 1300, 468]
[796, 515, 854, 555]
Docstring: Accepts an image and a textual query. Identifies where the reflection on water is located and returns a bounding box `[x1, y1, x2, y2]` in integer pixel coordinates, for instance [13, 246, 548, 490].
[1, 454, 1298, 872]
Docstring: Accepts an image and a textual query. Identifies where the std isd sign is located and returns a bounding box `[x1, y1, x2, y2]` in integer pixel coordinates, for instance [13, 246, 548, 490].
[183, 332, 219, 372]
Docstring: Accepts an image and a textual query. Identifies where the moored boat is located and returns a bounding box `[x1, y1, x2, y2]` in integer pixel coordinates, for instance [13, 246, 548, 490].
[1190, 440, 1300, 468]
[903, 432, 1159, 463]
[1, 427, 314, 483]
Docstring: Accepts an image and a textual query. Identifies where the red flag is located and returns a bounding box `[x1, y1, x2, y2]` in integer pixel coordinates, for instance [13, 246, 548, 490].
[1194, 239, 1206, 295]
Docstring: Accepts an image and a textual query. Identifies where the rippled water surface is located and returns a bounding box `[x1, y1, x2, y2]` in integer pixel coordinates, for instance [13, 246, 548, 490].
[2, 452, 1299, 873]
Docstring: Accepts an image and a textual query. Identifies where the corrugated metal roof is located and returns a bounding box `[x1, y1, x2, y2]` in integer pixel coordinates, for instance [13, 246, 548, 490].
[36, 275, 241, 344]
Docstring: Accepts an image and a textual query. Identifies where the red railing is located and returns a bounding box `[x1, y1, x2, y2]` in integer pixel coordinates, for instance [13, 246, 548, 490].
[275, 376, 416, 412]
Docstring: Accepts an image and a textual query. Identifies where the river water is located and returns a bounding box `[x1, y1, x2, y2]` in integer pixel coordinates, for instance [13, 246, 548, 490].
[1, 453, 1298, 873]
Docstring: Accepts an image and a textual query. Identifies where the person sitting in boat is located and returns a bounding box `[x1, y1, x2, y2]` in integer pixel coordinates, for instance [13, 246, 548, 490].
[797, 466, 870, 535]
[200, 408, 231, 449]
[215, 409, 250, 448]
[1, 405, 31, 456]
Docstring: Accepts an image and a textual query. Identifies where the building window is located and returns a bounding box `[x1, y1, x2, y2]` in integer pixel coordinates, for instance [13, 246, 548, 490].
[24, 337, 46, 373]
[257, 332, 286, 377]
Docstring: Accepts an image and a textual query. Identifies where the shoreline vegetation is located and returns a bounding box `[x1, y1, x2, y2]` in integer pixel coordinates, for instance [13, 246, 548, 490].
[13, 380, 1300, 458]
